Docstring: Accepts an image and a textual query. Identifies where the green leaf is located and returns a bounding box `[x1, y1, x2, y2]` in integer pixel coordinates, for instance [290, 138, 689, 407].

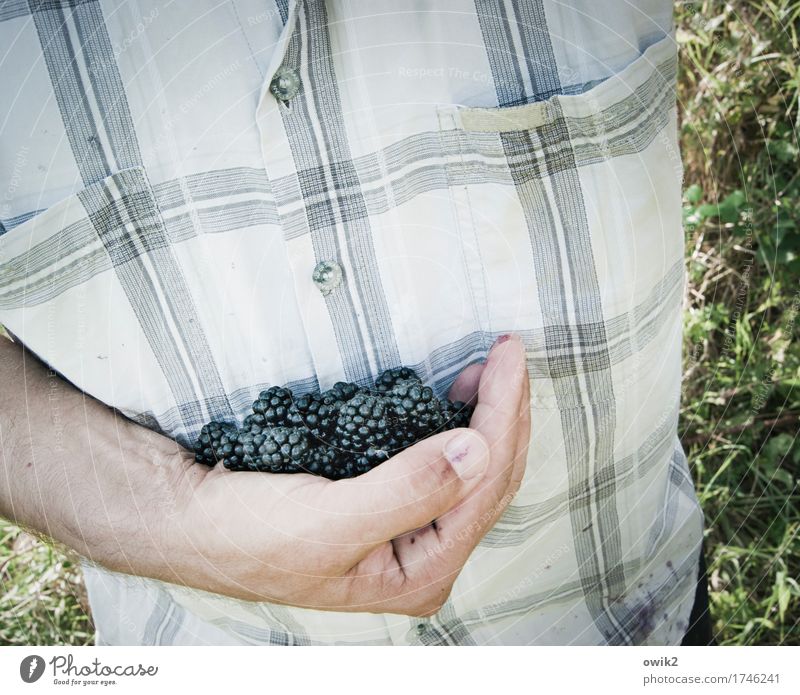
[776, 572, 790, 622]
[685, 183, 704, 204]
[767, 139, 799, 164]
[756, 240, 776, 267]
[697, 203, 719, 219]
[718, 201, 740, 224]
[763, 433, 794, 462]
[788, 257, 800, 275]
[723, 190, 746, 210]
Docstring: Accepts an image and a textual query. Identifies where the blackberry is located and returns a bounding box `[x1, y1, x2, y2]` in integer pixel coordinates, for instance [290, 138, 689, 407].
[299, 443, 387, 479]
[302, 445, 342, 478]
[347, 452, 383, 478]
[219, 428, 248, 471]
[336, 453, 381, 480]
[374, 367, 421, 393]
[388, 381, 444, 436]
[224, 426, 311, 473]
[193, 367, 476, 480]
[286, 391, 339, 443]
[333, 393, 394, 453]
[241, 412, 262, 432]
[249, 386, 294, 428]
[441, 399, 474, 430]
[193, 421, 238, 466]
[326, 381, 361, 403]
[301, 445, 356, 479]
[262, 427, 312, 472]
[332, 461, 360, 480]
[379, 424, 419, 457]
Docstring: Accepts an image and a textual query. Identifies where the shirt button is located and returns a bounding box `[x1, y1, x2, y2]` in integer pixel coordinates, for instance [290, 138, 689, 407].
[312, 260, 343, 296]
[405, 622, 428, 642]
[269, 66, 301, 102]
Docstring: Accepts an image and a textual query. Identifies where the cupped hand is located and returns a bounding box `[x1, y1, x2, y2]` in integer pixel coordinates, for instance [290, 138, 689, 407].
[162, 335, 530, 616]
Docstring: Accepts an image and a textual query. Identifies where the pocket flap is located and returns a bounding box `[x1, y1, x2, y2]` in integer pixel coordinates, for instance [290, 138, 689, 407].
[458, 101, 551, 132]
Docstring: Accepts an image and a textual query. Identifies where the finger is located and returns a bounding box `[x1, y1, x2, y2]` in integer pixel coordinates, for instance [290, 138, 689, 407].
[315, 427, 490, 549]
[389, 519, 442, 574]
[448, 361, 485, 406]
[470, 334, 527, 483]
[431, 335, 528, 549]
[337, 540, 457, 616]
[510, 357, 532, 492]
[474, 335, 527, 424]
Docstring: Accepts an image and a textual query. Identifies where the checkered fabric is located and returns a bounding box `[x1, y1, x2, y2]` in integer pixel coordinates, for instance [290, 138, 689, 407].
[0, 0, 703, 645]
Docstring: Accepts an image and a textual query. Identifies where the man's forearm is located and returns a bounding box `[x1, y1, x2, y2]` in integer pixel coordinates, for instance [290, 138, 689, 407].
[0, 335, 195, 577]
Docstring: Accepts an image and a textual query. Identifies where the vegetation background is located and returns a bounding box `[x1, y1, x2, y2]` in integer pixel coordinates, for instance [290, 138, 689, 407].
[1, 0, 798, 645]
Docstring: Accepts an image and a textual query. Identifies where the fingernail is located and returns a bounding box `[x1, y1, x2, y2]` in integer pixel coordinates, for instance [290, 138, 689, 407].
[493, 334, 512, 348]
[444, 432, 487, 480]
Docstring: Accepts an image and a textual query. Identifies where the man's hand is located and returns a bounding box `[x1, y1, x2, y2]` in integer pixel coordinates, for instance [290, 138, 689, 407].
[167, 335, 530, 615]
[0, 333, 530, 617]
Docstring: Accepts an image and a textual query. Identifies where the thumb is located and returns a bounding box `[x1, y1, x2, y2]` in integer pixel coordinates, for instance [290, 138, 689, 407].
[326, 427, 490, 545]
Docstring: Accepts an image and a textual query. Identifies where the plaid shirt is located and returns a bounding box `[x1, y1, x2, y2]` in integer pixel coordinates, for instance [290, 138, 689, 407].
[0, 0, 703, 645]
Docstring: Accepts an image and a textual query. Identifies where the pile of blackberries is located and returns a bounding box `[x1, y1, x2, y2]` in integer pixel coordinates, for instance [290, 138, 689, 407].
[193, 367, 473, 480]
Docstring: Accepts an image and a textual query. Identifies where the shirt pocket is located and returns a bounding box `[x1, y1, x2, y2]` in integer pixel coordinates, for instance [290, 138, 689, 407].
[429, 32, 684, 411]
[0, 167, 238, 445]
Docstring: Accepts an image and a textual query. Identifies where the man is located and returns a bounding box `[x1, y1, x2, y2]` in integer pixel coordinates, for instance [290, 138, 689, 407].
[0, 0, 706, 644]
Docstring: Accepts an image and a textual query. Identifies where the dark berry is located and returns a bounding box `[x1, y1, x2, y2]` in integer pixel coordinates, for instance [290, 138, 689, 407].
[302, 445, 340, 477]
[250, 386, 294, 428]
[441, 399, 474, 430]
[326, 381, 361, 404]
[193, 421, 238, 466]
[195, 368, 476, 481]
[287, 391, 339, 444]
[374, 367, 421, 393]
[221, 429, 249, 471]
[300, 446, 381, 480]
[333, 393, 394, 453]
[224, 426, 311, 473]
[380, 426, 419, 456]
[302, 445, 360, 479]
[388, 381, 444, 436]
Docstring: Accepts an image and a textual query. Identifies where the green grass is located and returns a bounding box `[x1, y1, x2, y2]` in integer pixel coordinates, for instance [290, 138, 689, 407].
[0, 525, 93, 645]
[677, 0, 800, 644]
[1, 1, 798, 646]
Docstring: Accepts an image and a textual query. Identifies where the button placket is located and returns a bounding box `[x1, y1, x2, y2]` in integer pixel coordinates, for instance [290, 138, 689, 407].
[254, 0, 348, 388]
[256, 0, 303, 112]
[257, 0, 400, 388]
